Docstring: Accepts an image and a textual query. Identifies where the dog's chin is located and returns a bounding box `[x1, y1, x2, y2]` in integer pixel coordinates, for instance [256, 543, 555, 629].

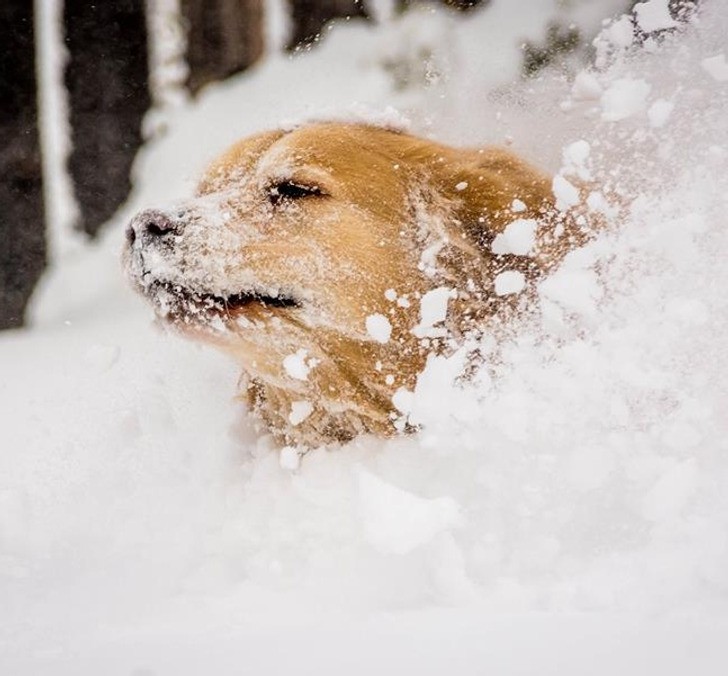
[139, 278, 301, 329]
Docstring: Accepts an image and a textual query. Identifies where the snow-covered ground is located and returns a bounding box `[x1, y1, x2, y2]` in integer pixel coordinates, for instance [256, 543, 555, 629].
[3, 1, 728, 673]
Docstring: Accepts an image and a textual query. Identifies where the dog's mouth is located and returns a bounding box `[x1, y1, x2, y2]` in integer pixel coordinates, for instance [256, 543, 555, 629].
[144, 279, 301, 325]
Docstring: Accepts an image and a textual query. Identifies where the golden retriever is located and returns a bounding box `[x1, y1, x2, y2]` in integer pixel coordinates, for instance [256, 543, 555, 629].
[125, 122, 583, 447]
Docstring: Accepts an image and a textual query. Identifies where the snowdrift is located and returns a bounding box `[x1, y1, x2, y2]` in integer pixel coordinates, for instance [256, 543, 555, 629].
[2, 2, 728, 673]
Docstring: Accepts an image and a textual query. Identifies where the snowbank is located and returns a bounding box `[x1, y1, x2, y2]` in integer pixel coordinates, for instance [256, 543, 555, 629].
[3, 1, 728, 673]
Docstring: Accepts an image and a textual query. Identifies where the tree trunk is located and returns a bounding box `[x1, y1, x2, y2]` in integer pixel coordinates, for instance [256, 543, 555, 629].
[181, 0, 265, 96]
[286, 0, 370, 51]
[0, 1, 45, 329]
[398, 0, 488, 12]
[63, 0, 151, 238]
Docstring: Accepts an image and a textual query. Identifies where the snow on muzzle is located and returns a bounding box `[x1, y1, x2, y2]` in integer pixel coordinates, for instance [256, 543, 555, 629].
[124, 206, 300, 321]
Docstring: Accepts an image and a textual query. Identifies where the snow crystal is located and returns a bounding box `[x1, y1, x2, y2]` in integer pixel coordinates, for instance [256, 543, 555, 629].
[563, 140, 590, 167]
[384, 288, 397, 302]
[510, 199, 526, 213]
[634, 0, 678, 33]
[600, 78, 651, 122]
[494, 270, 525, 296]
[538, 266, 602, 318]
[289, 400, 313, 426]
[552, 175, 580, 211]
[571, 71, 602, 101]
[562, 140, 591, 181]
[283, 349, 311, 380]
[491, 219, 537, 256]
[701, 53, 728, 82]
[356, 468, 463, 555]
[455, 181, 468, 191]
[612, 15, 636, 46]
[366, 313, 392, 343]
[412, 286, 452, 338]
[586, 191, 612, 215]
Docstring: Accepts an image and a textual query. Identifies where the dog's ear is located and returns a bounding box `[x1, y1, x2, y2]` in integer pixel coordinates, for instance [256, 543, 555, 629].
[432, 147, 558, 258]
[408, 143, 587, 290]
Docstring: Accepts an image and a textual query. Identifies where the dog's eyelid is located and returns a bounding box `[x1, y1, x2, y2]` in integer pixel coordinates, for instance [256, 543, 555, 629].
[268, 180, 327, 204]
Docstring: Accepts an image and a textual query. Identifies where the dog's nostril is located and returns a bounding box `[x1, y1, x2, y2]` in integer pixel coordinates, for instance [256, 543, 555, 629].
[136, 209, 178, 239]
[127, 208, 181, 248]
[146, 220, 170, 237]
[144, 213, 176, 237]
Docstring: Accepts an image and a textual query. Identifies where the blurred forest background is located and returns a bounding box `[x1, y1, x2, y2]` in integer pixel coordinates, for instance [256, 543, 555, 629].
[1, 0, 659, 331]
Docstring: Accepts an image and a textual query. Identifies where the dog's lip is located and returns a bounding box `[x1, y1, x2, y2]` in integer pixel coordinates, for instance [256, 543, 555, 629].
[215, 290, 300, 309]
[145, 278, 301, 314]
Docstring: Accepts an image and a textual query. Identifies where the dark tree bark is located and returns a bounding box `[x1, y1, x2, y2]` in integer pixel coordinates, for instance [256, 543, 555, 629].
[181, 0, 265, 95]
[63, 0, 151, 237]
[0, 1, 45, 329]
[286, 0, 370, 50]
[398, 0, 488, 12]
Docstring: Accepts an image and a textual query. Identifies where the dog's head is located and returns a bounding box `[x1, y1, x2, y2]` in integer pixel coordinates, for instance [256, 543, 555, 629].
[125, 122, 575, 445]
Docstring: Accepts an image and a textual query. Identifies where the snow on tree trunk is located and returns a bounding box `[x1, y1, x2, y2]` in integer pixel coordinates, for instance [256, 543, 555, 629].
[180, 0, 265, 95]
[0, 1, 46, 329]
[63, 0, 151, 238]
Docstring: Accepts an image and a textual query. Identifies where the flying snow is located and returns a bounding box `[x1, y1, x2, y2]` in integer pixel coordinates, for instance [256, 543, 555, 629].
[4, 1, 728, 672]
[366, 313, 392, 343]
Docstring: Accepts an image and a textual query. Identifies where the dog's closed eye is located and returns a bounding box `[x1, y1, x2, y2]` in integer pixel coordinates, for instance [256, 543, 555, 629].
[268, 181, 324, 206]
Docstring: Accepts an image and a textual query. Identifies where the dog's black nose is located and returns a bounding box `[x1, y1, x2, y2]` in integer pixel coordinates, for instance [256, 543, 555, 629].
[127, 209, 179, 246]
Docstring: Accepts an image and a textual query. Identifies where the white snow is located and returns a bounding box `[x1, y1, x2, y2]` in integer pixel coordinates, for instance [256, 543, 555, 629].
[412, 286, 452, 338]
[283, 349, 311, 380]
[571, 70, 603, 101]
[552, 174, 580, 211]
[366, 313, 393, 343]
[455, 180, 468, 191]
[35, 0, 83, 260]
[600, 77, 652, 121]
[648, 98, 674, 127]
[538, 262, 603, 319]
[701, 53, 728, 82]
[356, 467, 463, 555]
[634, 0, 678, 33]
[391, 387, 414, 415]
[494, 270, 526, 296]
[5, 1, 728, 673]
[83, 343, 121, 372]
[491, 219, 538, 256]
[562, 140, 591, 181]
[289, 400, 314, 426]
[279, 445, 303, 471]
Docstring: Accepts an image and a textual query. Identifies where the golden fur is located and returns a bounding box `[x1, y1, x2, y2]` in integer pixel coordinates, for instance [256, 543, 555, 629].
[125, 122, 584, 446]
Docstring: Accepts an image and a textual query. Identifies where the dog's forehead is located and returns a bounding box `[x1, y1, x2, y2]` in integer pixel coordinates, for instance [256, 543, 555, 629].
[255, 125, 383, 175]
[198, 123, 421, 195]
[198, 130, 287, 192]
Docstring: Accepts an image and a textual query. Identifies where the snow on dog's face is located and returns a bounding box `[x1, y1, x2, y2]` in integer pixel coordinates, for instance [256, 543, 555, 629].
[125, 122, 576, 446]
